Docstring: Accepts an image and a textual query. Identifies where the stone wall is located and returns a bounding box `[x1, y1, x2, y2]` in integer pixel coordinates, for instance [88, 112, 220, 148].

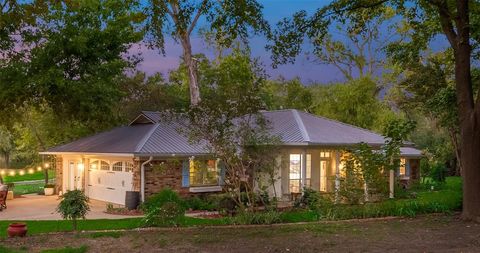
[55, 156, 63, 194]
[144, 159, 189, 198]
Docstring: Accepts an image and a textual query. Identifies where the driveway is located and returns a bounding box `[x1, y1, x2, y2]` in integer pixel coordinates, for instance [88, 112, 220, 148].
[1, 194, 140, 220]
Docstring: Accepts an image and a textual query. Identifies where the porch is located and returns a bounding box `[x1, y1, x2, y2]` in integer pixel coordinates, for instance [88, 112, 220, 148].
[1, 194, 137, 220]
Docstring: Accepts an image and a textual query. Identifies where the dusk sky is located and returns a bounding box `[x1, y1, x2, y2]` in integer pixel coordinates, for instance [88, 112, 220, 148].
[134, 0, 344, 85]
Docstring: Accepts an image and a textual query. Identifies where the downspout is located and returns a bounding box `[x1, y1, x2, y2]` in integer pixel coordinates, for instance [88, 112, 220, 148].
[141, 156, 153, 202]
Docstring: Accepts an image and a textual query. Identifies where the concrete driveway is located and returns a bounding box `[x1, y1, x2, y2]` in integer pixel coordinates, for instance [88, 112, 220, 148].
[1, 194, 140, 220]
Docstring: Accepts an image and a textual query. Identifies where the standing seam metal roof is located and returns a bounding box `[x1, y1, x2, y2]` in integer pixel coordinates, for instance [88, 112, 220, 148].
[44, 109, 422, 157]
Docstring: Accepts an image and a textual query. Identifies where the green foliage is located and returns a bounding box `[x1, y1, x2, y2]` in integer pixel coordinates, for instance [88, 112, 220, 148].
[232, 210, 282, 225]
[430, 163, 447, 184]
[310, 77, 397, 132]
[56, 190, 90, 231]
[184, 195, 219, 211]
[142, 188, 186, 226]
[264, 78, 313, 111]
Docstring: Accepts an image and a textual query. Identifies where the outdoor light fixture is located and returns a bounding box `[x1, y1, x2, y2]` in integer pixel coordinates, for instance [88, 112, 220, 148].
[37, 166, 42, 172]
[28, 169, 34, 174]
[19, 170, 25, 176]
[78, 163, 85, 170]
[9, 171, 15, 176]
[44, 162, 50, 168]
[0, 170, 5, 175]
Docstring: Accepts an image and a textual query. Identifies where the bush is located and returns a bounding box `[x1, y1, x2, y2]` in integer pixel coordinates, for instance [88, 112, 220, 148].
[142, 189, 186, 226]
[56, 190, 90, 230]
[430, 163, 447, 183]
[184, 195, 219, 211]
[232, 210, 282, 225]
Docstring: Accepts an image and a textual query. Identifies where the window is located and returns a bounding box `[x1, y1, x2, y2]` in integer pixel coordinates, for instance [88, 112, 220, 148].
[125, 162, 134, 173]
[320, 151, 331, 158]
[100, 161, 110, 171]
[189, 160, 219, 186]
[399, 158, 407, 177]
[89, 160, 98, 170]
[112, 162, 123, 172]
[289, 154, 311, 193]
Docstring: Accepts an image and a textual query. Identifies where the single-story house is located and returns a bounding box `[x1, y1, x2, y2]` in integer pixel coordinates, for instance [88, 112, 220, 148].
[40, 109, 423, 205]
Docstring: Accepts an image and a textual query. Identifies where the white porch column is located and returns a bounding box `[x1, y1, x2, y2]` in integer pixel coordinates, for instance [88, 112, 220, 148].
[389, 169, 395, 199]
[301, 149, 307, 191]
[335, 151, 341, 203]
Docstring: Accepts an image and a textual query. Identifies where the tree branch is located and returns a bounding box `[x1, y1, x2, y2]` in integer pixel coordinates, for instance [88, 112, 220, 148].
[187, 0, 208, 36]
[428, 0, 459, 49]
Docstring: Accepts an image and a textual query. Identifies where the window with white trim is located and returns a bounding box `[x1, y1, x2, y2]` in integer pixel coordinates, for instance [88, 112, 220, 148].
[89, 160, 98, 170]
[100, 161, 110, 171]
[112, 162, 123, 172]
[289, 154, 311, 193]
[125, 162, 134, 172]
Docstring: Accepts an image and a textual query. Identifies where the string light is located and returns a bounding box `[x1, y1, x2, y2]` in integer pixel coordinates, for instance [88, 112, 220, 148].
[8, 171, 15, 176]
[0, 170, 5, 176]
[28, 168, 34, 174]
[44, 163, 50, 168]
[19, 170, 25, 176]
[37, 166, 42, 172]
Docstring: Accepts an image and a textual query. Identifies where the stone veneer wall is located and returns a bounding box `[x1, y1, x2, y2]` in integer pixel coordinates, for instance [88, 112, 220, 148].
[132, 159, 141, 192]
[55, 156, 63, 194]
[144, 160, 189, 198]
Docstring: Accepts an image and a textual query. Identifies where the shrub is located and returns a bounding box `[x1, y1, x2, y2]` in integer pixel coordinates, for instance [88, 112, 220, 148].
[56, 190, 90, 230]
[232, 210, 282, 225]
[184, 195, 219, 211]
[430, 163, 447, 183]
[142, 189, 186, 226]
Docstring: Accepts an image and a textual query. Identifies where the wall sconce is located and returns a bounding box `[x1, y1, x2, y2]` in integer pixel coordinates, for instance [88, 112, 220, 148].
[78, 163, 85, 170]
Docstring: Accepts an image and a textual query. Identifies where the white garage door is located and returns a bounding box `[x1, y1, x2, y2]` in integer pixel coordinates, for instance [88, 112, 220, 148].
[87, 160, 134, 205]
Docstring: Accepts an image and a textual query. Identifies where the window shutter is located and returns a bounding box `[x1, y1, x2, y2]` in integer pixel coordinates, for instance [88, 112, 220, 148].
[182, 160, 189, 187]
[218, 160, 226, 186]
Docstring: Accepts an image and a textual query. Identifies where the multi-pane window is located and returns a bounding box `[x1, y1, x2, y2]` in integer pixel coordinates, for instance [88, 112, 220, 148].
[399, 158, 407, 177]
[90, 160, 98, 170]
[125, 162, 134, 172]
[189, 160, 219, 186]
[320, 151, 331, 158]
[289, 154, 311, 193]
[100, 161, 110, 171]
[112, 162, 123, 172]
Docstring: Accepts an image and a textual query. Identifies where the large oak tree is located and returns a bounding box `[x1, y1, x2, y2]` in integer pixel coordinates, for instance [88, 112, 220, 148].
[270, 0, 480, 221]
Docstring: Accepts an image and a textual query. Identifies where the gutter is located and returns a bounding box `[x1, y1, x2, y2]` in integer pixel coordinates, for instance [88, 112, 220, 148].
[141, 156, 153, 202]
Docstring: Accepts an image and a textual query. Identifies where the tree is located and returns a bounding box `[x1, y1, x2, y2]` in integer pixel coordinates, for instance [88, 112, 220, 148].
[0, 0, 144, 127]
[387, 50, 461, 174]
[0, 126, 14, 169]
[264, 78, 314, 111]
[270, 0, 480, 221]
[56, 190, 90, 231]
[145, 0, 269, 106]
[311, 77, 397, 132]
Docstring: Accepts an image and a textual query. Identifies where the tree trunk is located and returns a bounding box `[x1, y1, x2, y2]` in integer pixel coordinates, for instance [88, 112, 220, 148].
[448, 128, 462, 175]
[180, 34, 201, 106]
[450, 0, 480, 222]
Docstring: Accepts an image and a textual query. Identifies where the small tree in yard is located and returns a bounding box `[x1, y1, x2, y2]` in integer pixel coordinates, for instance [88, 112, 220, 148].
[56, 190, 90, 231]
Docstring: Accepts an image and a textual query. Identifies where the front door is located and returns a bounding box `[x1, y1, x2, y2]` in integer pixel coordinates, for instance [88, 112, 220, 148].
[68, 160, 83, 190]
[319, 160, 328, 192]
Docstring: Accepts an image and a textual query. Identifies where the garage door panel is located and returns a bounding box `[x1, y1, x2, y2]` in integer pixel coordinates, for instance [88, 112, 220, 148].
[87, 161, 133, 205]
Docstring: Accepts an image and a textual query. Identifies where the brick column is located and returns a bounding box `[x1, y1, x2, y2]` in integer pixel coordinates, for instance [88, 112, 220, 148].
[55, 156, 63, 194]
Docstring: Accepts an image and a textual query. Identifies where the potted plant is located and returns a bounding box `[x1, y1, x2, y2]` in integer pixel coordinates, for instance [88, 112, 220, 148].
[7, 222, 27, 237]
[44, 184, 55, 196]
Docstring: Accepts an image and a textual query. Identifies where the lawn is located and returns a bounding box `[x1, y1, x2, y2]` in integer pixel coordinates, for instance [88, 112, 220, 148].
[1, 214, 479, 252]
[3, 170, 55, 183]
[11, 183, 45, 195]
[0, 177, 462, 238]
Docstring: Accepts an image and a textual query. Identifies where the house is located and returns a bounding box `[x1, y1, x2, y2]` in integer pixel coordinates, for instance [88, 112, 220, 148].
[40, 109, 423, 205]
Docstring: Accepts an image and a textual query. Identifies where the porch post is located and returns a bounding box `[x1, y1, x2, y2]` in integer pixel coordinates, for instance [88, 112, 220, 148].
[389, 168, 395, 199]
[301, 149, 307, 191]
[335, 151, 340, 203]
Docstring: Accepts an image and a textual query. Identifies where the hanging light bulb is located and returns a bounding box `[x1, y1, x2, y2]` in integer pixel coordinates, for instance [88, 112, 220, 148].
[9, 170, 15, 176]
[19, 170, 25, 176]
[44, 162, 50, 168]
[0, 170, 5, 176]
[28, 168, 34, 174]
[37, 166, 42, 172]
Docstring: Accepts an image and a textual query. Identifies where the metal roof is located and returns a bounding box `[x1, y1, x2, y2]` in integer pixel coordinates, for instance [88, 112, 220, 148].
[42, 109, 422, 157]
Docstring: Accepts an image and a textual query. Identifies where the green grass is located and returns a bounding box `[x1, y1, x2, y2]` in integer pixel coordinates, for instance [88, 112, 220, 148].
[282, 177, 463, 222]
[11, 183, 45, 195]
[3, 170, 54, 183]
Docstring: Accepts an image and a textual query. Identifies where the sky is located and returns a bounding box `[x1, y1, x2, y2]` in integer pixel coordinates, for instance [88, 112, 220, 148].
[134, 0, 345, 84]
